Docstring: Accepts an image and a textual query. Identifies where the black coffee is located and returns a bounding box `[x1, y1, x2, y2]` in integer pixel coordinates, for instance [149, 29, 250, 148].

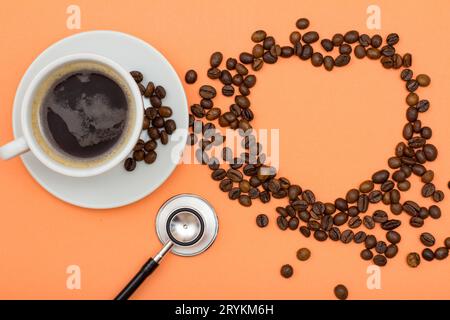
[40, 70, 128, 159]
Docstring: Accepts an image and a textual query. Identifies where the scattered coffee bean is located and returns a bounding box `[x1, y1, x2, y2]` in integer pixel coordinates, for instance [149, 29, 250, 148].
[280, 264, 294, 278]
[373, 254, 387, 267]
[256, 214, 269, 227]
[407, 252, 420, 268]
[297, 248, 311, 261]
[434, 246, 448, 261]
[334, 284, 348, 300]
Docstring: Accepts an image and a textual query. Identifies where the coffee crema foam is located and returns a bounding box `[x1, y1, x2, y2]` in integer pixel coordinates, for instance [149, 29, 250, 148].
[31, 61, 136, 169]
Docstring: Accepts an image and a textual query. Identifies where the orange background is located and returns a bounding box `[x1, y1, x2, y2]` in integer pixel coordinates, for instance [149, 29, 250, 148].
[1, 0, 449, 300]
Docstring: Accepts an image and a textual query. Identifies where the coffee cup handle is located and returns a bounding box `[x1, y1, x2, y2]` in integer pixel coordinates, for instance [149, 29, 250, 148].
[0, 137, 29, 160]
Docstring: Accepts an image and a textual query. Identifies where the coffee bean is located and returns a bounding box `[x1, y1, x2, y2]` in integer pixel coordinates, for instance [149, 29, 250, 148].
[323, 56, 334, 71]
[239, 195, 252, 207]
[419, 232, 435, 247]
[354, 231, 367, 244]
[435, 247, 449, 260]
[321, 39, 334, 52]
[344, 30, 359, 43]
[296, 18, 310, 30]
[354, 45, 366, 59]
[199, 86, 217, 100]
[254, 214, 269, 228]
[344, 189, 358, 203]
[331, 33, 344, 46]
[421, 183, 436, 198]
[386, 231, 401, 244]
[251, 30, 267, 43]
[321, 215, 334, 231]
[357, 195, 369, 213]
[158, 106, 172, 118]
[259, 191, 271, 203]
[210, 52, 223, 68]
[372, 210, 388, 223]
[361, 249, 373, 261]
[444, 237, 450, 249]
[154, 86, 166, 99]
[384, 34, 399, 47]
[225, 58, 237, 70]
[348, 216, 362, 229]
[280, 46, 294, 58]
[165, 119, 176, 135]
[332, 212, 347, 226]
[130, 71, 143, 83]
[362, 216, 375, 229]
[150, 95, 162, 108]
[277, 215, 288, 230]
[235, 63, 249, 76]
[133, 150, 145, 162]
[368, 190, 383, 203]
[334, 285, 348, 300]
[340, 230, 354, 244]
[416, 99, 430, 113]
[402, 201, 419, 217]
[359, 180, 374, 193]
[263, 51, 278, 64]
[299, 44, 313, 60]
[124, 158, 136, 171]
[334, 198, 348, 211]
[381, 45, 395, 57]
[366, 48, 381, 59]
[373, 254, 387, 267]
[144, 151, 157, 164]
[401, 69, 414, 82]
[365, 235, 377, 249]
[160, 130, 169, 145]
[328, 227, 340, 241]
[381, 219, 401, 230]
[375, 241, 387, 254]
[302, 31, 319, 44]
[422, 248, 434, 261]
[212, 168, 227, 181]
[228, 187, 241, 200]
[371, 170, 389, 184]
[239, 52, 254, 65]
[219, 179, 233, 192]
[300, 226, 311, 238]
[144, 140, 157, 152]
[142, 81, 155, 98]
[248, 188, 259, 199]
[433, 190, 444, 202]
[284, 207, 297, 220]
[290, 31, 301, 44]
[390, 203, 403, 215]
[422, 144, 438, 161]
[280, 264, 293, 278]
[311, 52, 323, 67]
[407, 252, 420, 268]
[385, 244, 398, 259]
[420, 126, 432, 139]
[313, 230, 327, 241]
[359, 34, 371, 46]
[406, 79, 419, 92]
[335, 54, 351, 67]
[416, 74, 431, 87]
[296, 248, 311, 261]
[421, 170, 434, 183]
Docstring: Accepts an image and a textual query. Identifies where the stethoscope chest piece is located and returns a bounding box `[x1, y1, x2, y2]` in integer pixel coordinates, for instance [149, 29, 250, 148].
[156, 194, 218, 256]
[115, 193, 219, 300]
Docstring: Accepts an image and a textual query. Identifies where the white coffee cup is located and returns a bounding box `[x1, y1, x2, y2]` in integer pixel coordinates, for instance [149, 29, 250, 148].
[0, 53, 144, 177]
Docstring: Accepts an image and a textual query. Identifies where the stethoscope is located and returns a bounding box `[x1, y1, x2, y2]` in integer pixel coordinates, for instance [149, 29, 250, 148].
[115, 194, 218, 300]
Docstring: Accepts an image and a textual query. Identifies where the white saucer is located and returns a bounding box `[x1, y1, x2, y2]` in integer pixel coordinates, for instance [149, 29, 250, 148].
[12, 31, 188, 209]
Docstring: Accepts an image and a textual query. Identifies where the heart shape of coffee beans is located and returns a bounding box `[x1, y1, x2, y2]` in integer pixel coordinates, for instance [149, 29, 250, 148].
[184, 18, 447, 268]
